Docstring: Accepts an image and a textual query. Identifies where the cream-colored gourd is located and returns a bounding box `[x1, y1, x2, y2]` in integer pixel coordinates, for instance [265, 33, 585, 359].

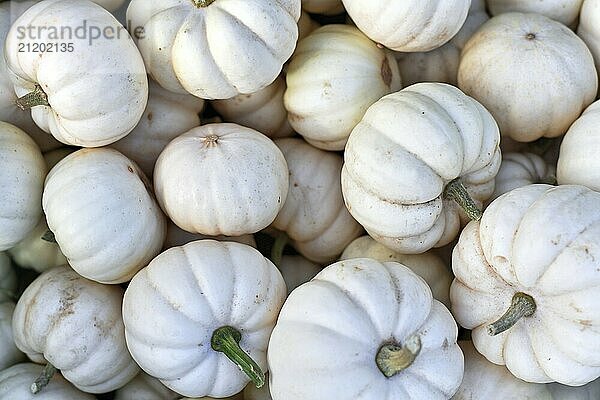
[5, 0, 148, 147]
[272, 138, 362, 262]
[458, 12, 598, 142]
[452, 341, 552, 399]
[12, 266, 140, 393]
[154, 124, 288, 236]
[0, 122, 46, 251]
[340, 236, 452, 307]
[0, 302, 25, 370]
[43, 148, 166, 284]
[557, 100, 600, 191]
[163, 222, 256, 249]
[491, 152, 556, 201]
[302, 0, 344, 15]
[126, 0, 300, 100]
[284, 25, 401, 151]
[487, 0, 584, 27]
[268, 258, 463, 400]
[451, 184, 600, 385]
[342, 82, 501, 254]
[123, 240, 287, 398]
[548, 378, 600, 399]
[0, 253, 17, 303]
[213, 76, 294, 139]
[111, 80, 204, 177]
[342, 0, 470, 52]
[0, 363, 96, 399]
[578, 0, 600, 82]
[114, 373, 179, 400]
[276, 255, 321, 293]
[0, 1, 62, 152]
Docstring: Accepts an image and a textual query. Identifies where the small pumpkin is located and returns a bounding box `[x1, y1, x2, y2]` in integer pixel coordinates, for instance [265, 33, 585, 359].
[12, 266, 140, 393]
[163, 222, 256, 250]
[487, 0, 584, 27]
[491, 152, 556, 201]
[268, 258, 463, 399]
[451, 184, 600, 385]
[114, 372, 179, 400]
[0, 302, 25, 370]
[342, 82, 501, 254]
[578, 0, 600, 82]
[154, 124, 289, 236]
[5, 0, 148, 147]
[0, 252, 17, 303]
[123, 240, 287, 398]
[43, 148, 166, 284]
[284, 24, 401, 151]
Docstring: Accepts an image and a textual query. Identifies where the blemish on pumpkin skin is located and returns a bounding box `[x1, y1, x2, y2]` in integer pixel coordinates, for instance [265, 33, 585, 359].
[147, 112, 153, 121]
[381, 58, 392, 87]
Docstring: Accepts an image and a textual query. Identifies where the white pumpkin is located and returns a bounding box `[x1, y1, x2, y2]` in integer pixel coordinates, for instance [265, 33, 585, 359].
[43, 148, 166, 284]
[0, 121, 46, 251]
[284, 24, 401, 151]
[452, 341, 552, 399]
[340, 235, 452, 307]
[123, 240, 287, 398]
[450, 184, 600, 385]
[458, 12, 598, 142]
[342, 82, 501, 254]
[342, 0, 470, 52]
[301, 0, 344, 15]
[12, 266, 140, 393]
[271, 138, 363, 262]
[164, 221, 256, 250]
[276, 255, 321, 293]
[0, 363, 96, 399]
[491, 152, 556, 201]
[212, 76, 294, 139]
[268, 258, 463, 399]
[548, 378, 600, 399]
[487, 0, 584, 27]
[126, 0, 300, 100]
[4, 0, 148, 147]
[111, 80, 204, 177]
[0, 302, 25, 370]
[114, 372, 179, 400]
[557, 100, 600, 191]
[0, 253, 17, 303]
[0, 1, 62, 153]
[578, 0, 600, 82]
[154, 123, 288, 236]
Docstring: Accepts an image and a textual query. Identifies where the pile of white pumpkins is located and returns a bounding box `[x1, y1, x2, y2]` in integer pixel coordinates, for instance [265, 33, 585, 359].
[2, 0, 600, 398]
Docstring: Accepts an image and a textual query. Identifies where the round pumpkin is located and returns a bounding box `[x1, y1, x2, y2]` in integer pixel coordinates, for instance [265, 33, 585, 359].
[342, 82, 501, 254]
[458, 12, 598, 142]
[12, 266, 140, 393]
[154, 123, 289, 236]
[451, 184, 600, 385]
[5, 0, 148, 147]
[578, 0, 600, 82]
[43, 148, 166, 284]
[114, 372, 178, 400]
[123, 240, 287, 398]
[163, 222, 256, 250]
[0, 302, 25, 370]
[491, 152, 556, 201]
[0, 253, 17, 303]
[487, 0, 584, 27]
[284, 24, 401, 151]
[342, 0, 470, 52]
[0, 121, 46, 251]
[268, 258, 463, 399]
[126, 0, 300, 100]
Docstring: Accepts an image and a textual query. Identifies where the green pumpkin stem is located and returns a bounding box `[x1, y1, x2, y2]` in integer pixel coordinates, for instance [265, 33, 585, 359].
[376, 334, 421, 378]
[444, 178, 482, 221]
[270, 233, 288, 267]
[487, 292, 536, 336]
[41, 230, 56, 243]
[211, 326, 265, 388]
[191, 0, 216, 7]
[30, 363, 57, 394]
[16, 85, 49, 110]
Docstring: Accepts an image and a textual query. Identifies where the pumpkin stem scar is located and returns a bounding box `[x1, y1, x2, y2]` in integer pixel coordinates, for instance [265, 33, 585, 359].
[376, 334, 421, 378]
[191, 0, 216, 7]
[15, 85, 49, 110]
[443, 178, 482, 221]
[211, 326, 265, 388]
[487, 292, 536, 336]
[270, 232, 289, 267]
[41, 229, 57, 243]
[30, 363, 57, 394]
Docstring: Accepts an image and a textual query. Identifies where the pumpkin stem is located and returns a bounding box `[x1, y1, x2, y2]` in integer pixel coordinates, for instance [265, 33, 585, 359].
[270, 233, 288, 267]
[376, 334, 421, 378]
[191, 0, 216, 7]
[16, 85, 49, 110]
[41, 230, 56, 243]
[487, 292, 536, 336]
[211, 326, 265, 388]
[444, 178, 482, 221]
[30, 363, 57, 394]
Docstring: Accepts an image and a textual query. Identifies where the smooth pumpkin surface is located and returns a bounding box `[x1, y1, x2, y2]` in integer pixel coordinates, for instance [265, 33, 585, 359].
[491, 152, 556, 201]
[578, 0, 600, 83]
[487, 0, 584, 27]
[0, 302, 25, 371]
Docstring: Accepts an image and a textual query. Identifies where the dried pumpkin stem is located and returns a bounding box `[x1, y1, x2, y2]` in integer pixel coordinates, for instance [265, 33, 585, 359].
[487, 292, 536, 336]
[376, 334, 421, 378]
[191, 0, 216, 7]
[30, 363, 57, 394]
[211, 326, 265, 388]
[16, 85, 49, 110]
[270, 233, 288, 267]
[41, 230, 56, 243]
[444, 178, 482, 221]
